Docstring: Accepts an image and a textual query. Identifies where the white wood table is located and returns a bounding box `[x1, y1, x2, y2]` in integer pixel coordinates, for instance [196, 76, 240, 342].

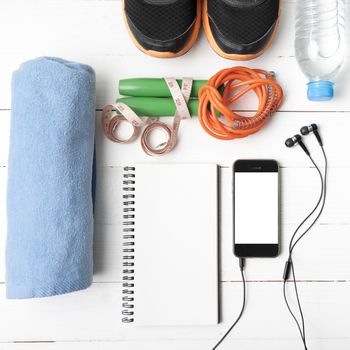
[0, 0, 350, 349]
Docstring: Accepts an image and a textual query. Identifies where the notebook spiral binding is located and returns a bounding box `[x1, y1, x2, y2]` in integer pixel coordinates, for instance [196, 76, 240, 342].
[122, 166, 136, 323]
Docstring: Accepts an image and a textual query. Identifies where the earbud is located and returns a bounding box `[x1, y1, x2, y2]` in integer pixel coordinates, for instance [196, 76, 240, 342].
[300, 123, 323, 146]
[285, 134, 310, 156]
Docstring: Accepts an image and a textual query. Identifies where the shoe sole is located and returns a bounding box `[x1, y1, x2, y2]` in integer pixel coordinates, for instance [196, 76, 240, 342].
[122, 0, 202, 59]
[202, 0, 281, 60]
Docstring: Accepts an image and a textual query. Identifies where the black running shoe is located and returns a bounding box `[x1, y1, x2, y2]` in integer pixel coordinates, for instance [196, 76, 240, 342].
[203, 0, 280, 60]
[123, 0, 201, 58]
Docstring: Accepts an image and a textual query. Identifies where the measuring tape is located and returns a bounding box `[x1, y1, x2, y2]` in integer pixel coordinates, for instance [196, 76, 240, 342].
[101, 78, 192, 156]
[102, 67, 284, 155]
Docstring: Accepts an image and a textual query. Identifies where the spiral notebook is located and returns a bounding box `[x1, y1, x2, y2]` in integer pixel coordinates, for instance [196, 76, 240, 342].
[121, 163, 219, 326]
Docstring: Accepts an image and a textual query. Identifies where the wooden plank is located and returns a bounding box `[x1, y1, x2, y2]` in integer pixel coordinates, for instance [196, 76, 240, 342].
[0, 223, 5, 282]
[1, 0, 349, 347]
[2, 339, 350, 350]
[93, 222, 350, 282]
[0, 1, 349, 111]
[93, 166, 349, 226]
[93, 112, 350, 168]
[0, 113, 10, 166]
[0, 1, 348, 59]
[1, 166, 349, 282]
[0, 1, 301, 58]
[0, 165, 333, 226]
[1, 54, 349, 112]
[1, 221, 349, 284]
[0, 282, 348, 342]
[0, 169, 6, 223]
[1, 110, 350, 168]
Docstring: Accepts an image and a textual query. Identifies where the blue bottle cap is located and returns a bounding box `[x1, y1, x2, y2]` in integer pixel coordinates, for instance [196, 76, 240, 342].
[307, 81, 334, 101]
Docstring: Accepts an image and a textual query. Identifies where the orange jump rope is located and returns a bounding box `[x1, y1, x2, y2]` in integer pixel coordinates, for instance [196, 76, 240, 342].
[198, 66, 283, 140]
[102, 67, 284, 155]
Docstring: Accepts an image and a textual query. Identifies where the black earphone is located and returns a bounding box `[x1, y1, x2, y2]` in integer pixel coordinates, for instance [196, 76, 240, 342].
[284, 123, 327, 350]
[300, 123, 323, 146]
[212, 124, 327, 350]
[285, 134, 310, 155]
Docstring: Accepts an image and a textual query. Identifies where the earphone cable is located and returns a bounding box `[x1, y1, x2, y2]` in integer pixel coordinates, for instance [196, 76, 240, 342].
[288, 154, 324, 254]
[283, 278, 308, 350]
[291, 260, 308, 348]
[290, 147, 328, 252]
[284, 146, 327, 350]
[285, 154, 326, 347]
[212, 258, 246, 350]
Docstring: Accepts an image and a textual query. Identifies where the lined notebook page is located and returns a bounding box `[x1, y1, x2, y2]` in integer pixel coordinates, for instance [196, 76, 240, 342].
[133, 164, 218, 326]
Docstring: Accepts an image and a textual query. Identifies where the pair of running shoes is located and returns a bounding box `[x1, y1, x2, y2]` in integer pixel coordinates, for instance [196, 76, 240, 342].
[123, 0, 280, 60]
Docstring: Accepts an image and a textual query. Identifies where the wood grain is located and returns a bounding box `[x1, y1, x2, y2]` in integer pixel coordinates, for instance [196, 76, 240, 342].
[0, 2, 349, 111]
[0, 282, 348, 342]
[1, 166, 349, 283]
[0, 111, 350, 168]
[2, 339, 350, 350]
[0, 0, 349, 348]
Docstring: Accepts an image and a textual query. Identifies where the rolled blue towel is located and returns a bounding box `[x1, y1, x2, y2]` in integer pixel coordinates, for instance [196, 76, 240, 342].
[6, 57, 96, 299]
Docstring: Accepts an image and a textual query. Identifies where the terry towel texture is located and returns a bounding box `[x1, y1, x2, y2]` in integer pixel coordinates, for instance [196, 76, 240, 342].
[6, 57, 96, 299]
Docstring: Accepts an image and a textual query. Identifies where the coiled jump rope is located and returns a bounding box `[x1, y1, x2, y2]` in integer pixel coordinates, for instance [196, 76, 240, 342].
[198, 67, 283, 140]
[102, 67, 283, 155]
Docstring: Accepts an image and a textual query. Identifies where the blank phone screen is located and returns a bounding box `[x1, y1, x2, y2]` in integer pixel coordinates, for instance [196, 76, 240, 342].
[235, 172, 279, 244]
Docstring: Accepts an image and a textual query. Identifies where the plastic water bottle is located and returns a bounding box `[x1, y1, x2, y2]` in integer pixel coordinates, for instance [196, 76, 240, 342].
[295, 0, 346, 101]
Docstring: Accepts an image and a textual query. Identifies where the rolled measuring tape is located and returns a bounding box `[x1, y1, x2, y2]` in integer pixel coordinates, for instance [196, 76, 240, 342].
[101, 78, 193, 156]
[102, 67, 284, 155]
[101, 103, 144, 144]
